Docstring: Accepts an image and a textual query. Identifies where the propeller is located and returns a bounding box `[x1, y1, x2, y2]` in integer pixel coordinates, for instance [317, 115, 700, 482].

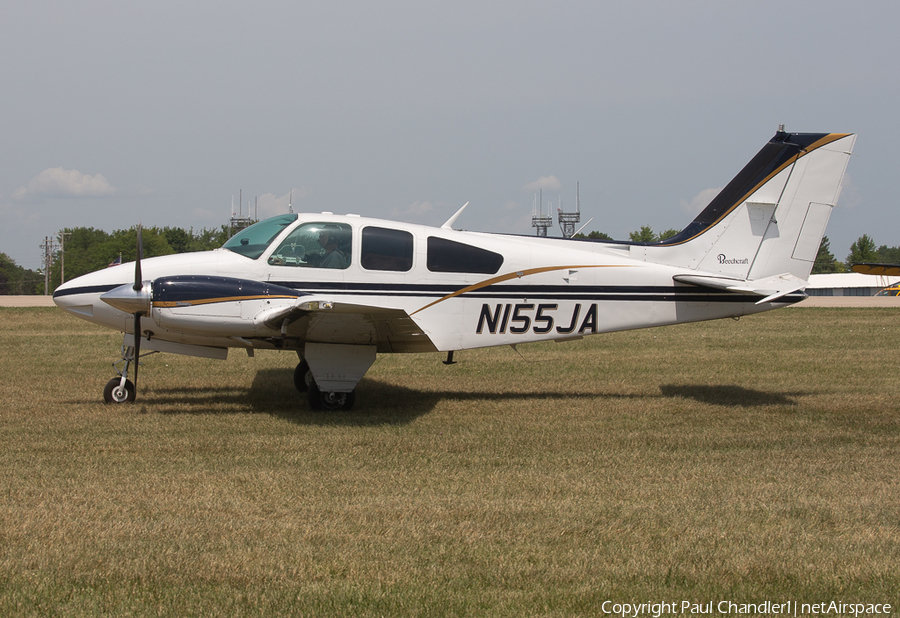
[132, 225, 144, 388]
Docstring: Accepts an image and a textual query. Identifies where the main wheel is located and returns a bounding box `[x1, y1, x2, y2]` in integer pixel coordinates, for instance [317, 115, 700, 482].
[293, 360, 312, 392]
[307, 380, 355, 411]
[103, 377, 136, 404]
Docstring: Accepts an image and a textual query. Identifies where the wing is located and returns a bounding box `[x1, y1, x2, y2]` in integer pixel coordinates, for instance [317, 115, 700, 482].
[256, 298, 438, 353]
[852, 263, 900, 276]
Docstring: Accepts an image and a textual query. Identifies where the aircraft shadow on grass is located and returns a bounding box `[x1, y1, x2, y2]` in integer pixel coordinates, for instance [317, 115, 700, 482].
[659, 384, 805, 407]
[112, 368, 654, 426]
[73, 374, 806, 424]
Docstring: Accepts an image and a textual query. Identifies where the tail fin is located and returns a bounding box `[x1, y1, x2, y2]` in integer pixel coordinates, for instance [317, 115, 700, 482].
[640, 130, 855, 283]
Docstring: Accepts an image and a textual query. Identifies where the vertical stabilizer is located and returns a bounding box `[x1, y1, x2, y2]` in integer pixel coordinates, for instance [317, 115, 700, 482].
[640, 131, 855, 281]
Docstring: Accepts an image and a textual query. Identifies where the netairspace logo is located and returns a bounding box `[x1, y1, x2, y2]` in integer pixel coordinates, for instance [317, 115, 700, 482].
[599, 600, 893, 617]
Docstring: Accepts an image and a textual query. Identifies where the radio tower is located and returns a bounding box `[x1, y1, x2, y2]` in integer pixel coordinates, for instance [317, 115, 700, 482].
[557, 182, 581, 238]
[531, 189, 552, 237]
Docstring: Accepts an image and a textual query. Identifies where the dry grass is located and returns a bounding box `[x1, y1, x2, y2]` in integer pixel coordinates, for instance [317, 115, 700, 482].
[1, 307, 899, 616]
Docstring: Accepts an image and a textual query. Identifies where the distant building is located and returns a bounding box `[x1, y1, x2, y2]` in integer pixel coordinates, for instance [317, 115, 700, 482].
[806, 273, 900, 297]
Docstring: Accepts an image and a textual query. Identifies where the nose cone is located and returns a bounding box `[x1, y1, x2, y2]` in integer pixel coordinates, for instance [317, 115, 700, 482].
[100, 282, 152, 315]
[53, 278, 98, 317]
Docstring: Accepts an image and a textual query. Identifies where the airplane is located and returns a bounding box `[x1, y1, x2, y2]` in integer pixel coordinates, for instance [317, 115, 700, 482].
[851, 263, 900, 295]
[852, 263, 900, 277]
[53, 128, 856, 411]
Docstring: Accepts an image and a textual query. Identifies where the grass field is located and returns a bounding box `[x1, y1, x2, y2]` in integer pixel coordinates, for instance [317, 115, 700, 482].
[1, 307, 899, 616]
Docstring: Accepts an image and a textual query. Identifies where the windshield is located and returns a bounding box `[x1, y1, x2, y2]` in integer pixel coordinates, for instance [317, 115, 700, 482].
[222, 214, 298, 259]
[268, 222, 352, 270]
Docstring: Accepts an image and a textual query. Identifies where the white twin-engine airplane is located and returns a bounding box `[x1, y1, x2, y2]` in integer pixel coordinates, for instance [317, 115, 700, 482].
[54, 129, 855, 410]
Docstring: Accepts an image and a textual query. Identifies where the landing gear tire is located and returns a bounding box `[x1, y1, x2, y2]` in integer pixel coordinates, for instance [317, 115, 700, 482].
[307, 380, 355, 411]
[104, 377, 136, 404]
[293, 360, 312, 393]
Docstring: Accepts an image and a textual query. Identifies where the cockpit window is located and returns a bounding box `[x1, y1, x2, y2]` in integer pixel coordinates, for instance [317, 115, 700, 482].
[222, 214, 298, 259]
[426, 237, 504, 274]
[268, 222, 352, 270]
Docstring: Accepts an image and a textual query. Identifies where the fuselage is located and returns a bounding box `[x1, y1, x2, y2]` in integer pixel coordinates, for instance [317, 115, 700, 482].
[53, 212, 793, 356]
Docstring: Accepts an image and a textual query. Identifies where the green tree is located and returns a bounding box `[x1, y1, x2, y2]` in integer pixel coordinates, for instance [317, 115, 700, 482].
[629, 225, 656, 243]
[657, 228, 679, 242]
[190, 225, 232, 251]
[812, 236, 843, 274]
[573, 230, 613, 240]
[162, 226, 194, 253]
[0, 252, 43, 295]
[846, 234, 877, 268]
[46, 224, 236, 291]
[875, 244, 900, 265]
[626, 226, 680, 243]
[49, 227, 174, 289]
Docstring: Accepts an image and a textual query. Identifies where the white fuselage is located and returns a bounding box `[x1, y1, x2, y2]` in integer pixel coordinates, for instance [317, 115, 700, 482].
[53, 212, 782, 357]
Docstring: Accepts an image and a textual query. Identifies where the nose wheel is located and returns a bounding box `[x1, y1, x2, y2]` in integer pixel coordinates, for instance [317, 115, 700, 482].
[104, 377, 136, 404]
[103, 341, 156, 404]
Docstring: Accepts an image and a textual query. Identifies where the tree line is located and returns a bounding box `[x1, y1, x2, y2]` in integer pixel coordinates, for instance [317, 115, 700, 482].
[1, 225, 232, 295]
[573, 227, 895, 276]
[0, 224, 895, 295]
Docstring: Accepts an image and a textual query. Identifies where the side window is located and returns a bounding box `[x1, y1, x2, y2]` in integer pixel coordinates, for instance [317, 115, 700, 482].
[361, 227, 413, 272]
[426, 237, 504, 274]
[268, 222, 352, 270]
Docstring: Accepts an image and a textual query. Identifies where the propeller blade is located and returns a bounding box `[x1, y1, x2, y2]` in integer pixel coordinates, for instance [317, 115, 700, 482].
[134, 225, 143, 291]
[133, 313, 141, 388]
[132, 225, 144, 391]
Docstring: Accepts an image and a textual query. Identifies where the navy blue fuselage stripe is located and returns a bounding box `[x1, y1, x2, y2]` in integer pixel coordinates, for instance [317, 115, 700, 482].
[53, 279, 805, 304]
[153, 275, 307, 303]
[53, 284, 119, 298]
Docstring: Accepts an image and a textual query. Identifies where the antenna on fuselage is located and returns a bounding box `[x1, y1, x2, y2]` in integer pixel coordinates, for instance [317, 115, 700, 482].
[442, 201, 469, 230]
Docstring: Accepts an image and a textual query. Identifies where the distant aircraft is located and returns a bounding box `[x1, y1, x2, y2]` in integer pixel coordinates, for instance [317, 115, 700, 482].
[851, 263, 900, 295]
[53, 129, 855, 410]
[852, 263, 900, 277]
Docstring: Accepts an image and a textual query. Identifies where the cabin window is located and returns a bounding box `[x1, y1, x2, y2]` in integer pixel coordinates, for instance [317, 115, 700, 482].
[267, 222, 352, 269]
[222, 214, 298, 259]
[361, 227, 413, 272]
[426, 237, 504, 274]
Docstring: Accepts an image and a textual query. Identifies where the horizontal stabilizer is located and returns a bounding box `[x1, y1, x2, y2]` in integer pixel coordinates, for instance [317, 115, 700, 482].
[674, 272, 807, 304]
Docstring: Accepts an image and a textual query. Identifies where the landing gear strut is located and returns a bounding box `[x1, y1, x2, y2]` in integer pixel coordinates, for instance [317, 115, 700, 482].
[104, 341, 156, 404]
[104, 344, 139, 404]
[293, 360, 312, 392]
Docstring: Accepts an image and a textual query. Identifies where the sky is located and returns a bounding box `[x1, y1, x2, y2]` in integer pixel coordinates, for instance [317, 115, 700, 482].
[2, 1, 898, 271]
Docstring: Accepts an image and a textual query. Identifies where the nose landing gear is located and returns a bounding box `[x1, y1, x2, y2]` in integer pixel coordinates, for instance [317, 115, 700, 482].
[103, 342, 156, 404]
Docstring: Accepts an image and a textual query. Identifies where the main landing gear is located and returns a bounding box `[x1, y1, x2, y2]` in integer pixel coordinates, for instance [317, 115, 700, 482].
[294, 344, 374, 412]
[293, 359, 357, 411]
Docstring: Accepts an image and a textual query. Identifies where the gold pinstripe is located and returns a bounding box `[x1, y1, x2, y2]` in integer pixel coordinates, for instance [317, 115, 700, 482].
[411, 264, 636, 315]
[155, 294, 299, 308]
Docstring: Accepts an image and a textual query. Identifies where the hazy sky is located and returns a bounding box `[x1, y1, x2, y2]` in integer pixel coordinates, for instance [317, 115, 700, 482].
[2, 1, 897, 270]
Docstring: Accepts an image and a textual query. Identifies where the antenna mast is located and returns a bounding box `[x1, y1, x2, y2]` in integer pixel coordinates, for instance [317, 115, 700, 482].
[557, 182, 581, 238]
[531, 188, 552, 237]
